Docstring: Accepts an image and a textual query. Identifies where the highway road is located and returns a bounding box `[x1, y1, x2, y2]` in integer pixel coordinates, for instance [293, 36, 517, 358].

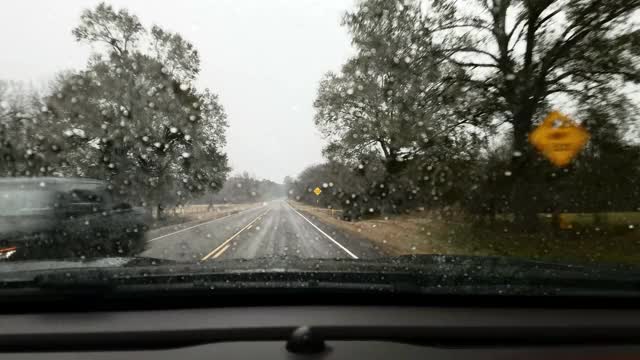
[142, 200, 386, 262]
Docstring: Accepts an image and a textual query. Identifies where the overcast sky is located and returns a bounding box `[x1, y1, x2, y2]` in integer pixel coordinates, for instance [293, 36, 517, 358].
[0, 0, 355, 182]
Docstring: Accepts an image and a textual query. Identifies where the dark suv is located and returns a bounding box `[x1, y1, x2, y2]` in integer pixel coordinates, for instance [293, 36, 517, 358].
[0, 177, 149, 259]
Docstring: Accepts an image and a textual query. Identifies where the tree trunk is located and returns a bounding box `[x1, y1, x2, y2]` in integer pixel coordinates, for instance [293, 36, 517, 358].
[156, 203, 164, 220]
[510, 109, 540, 232]
[593, 212, 605, 227]
[551, 210, 561, 236]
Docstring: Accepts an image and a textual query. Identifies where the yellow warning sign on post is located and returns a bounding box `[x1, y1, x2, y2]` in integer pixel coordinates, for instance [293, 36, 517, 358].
[313, 187, 322, 196]
[529, 111, 590, 167]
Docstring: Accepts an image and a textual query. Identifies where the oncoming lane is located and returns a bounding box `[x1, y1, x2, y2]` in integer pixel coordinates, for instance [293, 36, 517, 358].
[200, 208, 271, 261]
[141, 205, 268, 262]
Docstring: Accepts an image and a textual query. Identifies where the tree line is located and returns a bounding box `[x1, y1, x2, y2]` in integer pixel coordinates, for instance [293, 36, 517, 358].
[194, 172, 286, 205]
[0, 3, 230, 215]
[291, 0, 640, 229]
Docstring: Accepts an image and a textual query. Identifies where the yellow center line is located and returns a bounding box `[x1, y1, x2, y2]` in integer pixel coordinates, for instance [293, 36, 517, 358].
[200, 208, 271, 261]
[211, 244, 230, 259]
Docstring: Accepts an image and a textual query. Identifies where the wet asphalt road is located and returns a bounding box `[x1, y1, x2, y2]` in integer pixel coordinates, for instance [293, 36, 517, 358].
[142, 200, 385, 262]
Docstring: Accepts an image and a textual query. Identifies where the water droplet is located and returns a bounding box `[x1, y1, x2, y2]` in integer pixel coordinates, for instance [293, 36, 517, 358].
[170, 127, 178, 133]
[504, 170, 512, 176]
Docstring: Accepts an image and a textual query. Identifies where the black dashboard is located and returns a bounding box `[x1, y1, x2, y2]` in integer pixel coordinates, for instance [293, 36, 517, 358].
[1, 304, 639, 359]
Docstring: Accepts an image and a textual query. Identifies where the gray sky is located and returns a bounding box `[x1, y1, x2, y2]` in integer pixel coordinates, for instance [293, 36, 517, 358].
[0, 0, 355, 182]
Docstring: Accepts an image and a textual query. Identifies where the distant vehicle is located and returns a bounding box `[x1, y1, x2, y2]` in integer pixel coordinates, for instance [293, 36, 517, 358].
[0, 177, 149, 260]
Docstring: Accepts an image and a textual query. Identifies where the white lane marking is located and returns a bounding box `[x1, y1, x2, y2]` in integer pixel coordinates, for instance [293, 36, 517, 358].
[147, 206, 263, 243]
[200, 208, 271, 261]
[286, 203, 358, 259]
[211, 244, 230, 259]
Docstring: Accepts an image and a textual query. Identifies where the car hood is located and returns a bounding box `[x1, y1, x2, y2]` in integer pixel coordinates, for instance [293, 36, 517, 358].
[0, 255, 639, 298]
[0, 253, 635, 279]
[0, 256, 174, 276]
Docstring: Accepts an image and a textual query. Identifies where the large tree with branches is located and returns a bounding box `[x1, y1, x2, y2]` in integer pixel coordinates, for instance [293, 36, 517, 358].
[45, 2, 230, 211]
[314, 0, 487, 176]
[425, 0, 640, 226]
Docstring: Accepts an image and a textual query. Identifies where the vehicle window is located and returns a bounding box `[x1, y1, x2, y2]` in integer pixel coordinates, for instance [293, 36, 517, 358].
[0, 189, 55, 215]
[68, 189, 104, 205]
[0, 0, 638, 297]
[61, 189, 106, 213]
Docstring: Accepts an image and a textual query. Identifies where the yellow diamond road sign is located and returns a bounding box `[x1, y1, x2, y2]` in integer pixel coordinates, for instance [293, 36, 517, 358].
[313, 187, 322, 196]
[529, 111, 590, 168]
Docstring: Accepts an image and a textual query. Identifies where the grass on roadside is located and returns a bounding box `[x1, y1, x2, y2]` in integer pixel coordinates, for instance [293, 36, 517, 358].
[291, 201, 640, 265]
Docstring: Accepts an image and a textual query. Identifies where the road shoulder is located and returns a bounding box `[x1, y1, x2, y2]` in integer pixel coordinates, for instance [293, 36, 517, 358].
[288, 201, 389, 258]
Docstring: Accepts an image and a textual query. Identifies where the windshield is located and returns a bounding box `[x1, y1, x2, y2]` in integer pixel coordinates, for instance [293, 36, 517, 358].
[0, 0, 639, 295]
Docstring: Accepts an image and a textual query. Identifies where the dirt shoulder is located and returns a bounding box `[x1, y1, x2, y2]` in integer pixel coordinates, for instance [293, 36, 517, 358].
[289, 201, 429, 256]
[289, 201, 640, 265]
